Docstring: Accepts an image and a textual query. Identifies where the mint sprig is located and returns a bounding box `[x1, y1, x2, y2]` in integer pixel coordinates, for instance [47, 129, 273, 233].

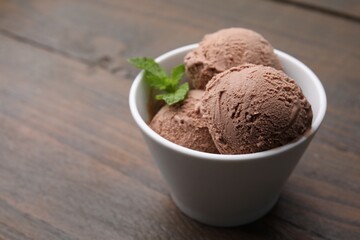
[128, 57, 189, 105]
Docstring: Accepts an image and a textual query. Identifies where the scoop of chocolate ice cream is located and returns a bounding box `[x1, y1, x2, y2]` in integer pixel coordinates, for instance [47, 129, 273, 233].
[150, 90, 219, 153]
[184, 28, 282, 90]
[202, 64, 312, 154]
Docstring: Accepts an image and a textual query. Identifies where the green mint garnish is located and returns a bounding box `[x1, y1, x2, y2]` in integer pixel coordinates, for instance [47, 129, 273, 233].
[128, 57, 189, 105]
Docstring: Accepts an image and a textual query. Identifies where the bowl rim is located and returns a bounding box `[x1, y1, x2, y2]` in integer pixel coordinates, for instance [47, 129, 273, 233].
[129, 44, 327, 161]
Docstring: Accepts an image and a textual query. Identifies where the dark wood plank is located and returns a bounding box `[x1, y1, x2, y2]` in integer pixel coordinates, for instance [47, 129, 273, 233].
[282, 0, 360, 19]
[1, 0, 359, 74]
[0, 0, 359, 239]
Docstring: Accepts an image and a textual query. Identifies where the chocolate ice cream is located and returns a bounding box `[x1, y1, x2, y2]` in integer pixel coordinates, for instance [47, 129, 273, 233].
[150, 90, 219, 153]
[184, 28, 282, 90]
[202, 64, 313, 154]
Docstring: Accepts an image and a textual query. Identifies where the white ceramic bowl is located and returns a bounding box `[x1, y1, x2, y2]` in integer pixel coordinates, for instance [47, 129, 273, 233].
[129, 44, 326, 226]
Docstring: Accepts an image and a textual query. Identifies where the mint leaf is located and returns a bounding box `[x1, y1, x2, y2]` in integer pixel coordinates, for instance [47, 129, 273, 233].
[128, 57, 167, 79]
[171, 64, 185, 84]
[128, 57, 189, 105]
[144, 72, 170, 90]
[156, 82, 189, 105]
[128, 57, 171, 89]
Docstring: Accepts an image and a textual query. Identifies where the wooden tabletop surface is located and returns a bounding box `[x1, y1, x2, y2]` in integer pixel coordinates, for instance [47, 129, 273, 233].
[0, 0, 359, 239]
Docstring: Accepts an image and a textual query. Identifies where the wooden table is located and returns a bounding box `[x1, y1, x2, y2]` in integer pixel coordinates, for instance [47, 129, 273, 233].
[0, 1, 359, 239]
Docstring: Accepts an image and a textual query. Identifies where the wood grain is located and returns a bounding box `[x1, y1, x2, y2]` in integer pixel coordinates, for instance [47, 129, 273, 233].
[0, 0, 359, 239]
[281, 0, 360, 19]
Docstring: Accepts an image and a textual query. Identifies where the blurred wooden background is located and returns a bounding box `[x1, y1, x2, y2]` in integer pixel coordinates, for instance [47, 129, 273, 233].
[0, 0, 359, 239]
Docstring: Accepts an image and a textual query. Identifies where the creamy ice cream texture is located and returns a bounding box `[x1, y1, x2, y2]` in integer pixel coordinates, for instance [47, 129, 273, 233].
[149, 28, 312, 155]
[185, 28, 282, 90]
[202, 64, 313, 154]
[150, 90, 219, 154]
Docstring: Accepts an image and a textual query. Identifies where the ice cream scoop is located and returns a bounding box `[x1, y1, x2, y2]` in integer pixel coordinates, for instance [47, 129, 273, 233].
[150, 90, 219, 153]
[184, 28, 282, 89]
[202, 64, 313, 154]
